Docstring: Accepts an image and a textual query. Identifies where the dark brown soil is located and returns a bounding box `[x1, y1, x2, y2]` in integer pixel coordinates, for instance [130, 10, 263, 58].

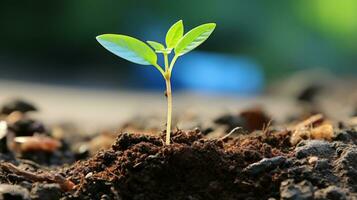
[0, 99, 357, 200]
[62, 128, 356, 200]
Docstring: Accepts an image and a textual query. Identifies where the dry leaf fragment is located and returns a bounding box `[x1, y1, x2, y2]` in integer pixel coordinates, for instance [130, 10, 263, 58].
[290, 114, 334, 145]
[311, 123, 334, 141]
[13, 135, 61, 153]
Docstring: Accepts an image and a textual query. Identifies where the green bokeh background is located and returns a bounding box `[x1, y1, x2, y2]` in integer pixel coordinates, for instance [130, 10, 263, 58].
[0, 0, 356, 86]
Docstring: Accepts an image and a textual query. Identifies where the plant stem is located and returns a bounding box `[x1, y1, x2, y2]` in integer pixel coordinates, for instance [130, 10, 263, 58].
[169, 55, 179, 71]
[163, 52, 173, 145]
[153, 63, 165, 78]
[163, 53, 169, 71]
[165, 77, 172, 145]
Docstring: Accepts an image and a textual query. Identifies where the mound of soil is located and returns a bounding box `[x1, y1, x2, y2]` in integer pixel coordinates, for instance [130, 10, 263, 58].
[63, 129, 356, 200]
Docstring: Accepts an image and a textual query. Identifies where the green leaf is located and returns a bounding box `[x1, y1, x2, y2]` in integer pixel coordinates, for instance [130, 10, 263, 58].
[96, 34, 157, 65]
[147, 41, 165, 52]
[166, 20, 184, 49]
[175, 23, 216, 56]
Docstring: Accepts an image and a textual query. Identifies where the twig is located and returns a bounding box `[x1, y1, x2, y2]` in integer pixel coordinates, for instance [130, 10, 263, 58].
[262, 119, 273, 136]
[105, 168, 120, 180]
[219, 127, 242, 140]
[293, 114, 323, 130]
[0, 162, 75, 191]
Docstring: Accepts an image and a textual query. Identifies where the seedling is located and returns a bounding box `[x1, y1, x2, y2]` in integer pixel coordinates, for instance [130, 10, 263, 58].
[96, 20, 216, 145]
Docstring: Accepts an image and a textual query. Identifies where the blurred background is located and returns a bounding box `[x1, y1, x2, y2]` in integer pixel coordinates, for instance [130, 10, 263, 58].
[0, 0, 356, 128]
[1, 0, 356, 94]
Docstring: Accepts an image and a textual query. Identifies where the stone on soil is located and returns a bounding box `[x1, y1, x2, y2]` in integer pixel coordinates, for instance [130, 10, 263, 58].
[0, 184, 30, 200]
[295, 140, 335, 159]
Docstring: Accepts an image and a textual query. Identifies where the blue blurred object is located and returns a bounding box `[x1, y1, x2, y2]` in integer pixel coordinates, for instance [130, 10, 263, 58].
[136, 52, 264, 95]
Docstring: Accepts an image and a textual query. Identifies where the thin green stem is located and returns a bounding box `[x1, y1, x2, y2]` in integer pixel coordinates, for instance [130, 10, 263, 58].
[153, 63, 165, 78]
[169, 55, 179, 72]
[165, 78, 172, 145]
[163, 53, 172, 145]
[159, 53, 178, 145]
[163, 53, 169, 71]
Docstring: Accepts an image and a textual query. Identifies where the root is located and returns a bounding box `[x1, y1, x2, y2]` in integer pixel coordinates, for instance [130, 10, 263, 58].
[219, 127, 242, 140]
[0, 162, 75, 191]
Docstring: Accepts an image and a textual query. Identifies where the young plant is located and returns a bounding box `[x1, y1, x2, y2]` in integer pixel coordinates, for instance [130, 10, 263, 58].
[96, 20, 216, 145]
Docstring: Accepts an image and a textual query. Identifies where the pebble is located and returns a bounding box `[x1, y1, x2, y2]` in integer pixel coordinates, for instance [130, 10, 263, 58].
[0, 121, 9, 153]
[101, 194, 110, 200]
[0, 184, 30, 200]
[85, 172, 93, 179]
[295, 140, 335, 159]
[243, 156, 286, 176]
[1, 99, 37, 115]
[9, 119, 46, 136]
[308, 156, 318, 165]
[30, 183, 61, 200]
[315, 159, 330, 170]
[280, 179, 314, 200]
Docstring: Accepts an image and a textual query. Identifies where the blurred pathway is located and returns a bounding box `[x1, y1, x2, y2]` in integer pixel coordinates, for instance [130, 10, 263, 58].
[0, 80, 351, 132]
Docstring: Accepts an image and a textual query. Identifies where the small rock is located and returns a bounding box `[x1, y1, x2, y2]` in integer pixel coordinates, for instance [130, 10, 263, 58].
[30, 183, 61, 200]
[315, 186, 346, 200]
[0, 184, 30, 200]
[85, 172, 93, 179]
[0, 121, 8, 140]
[101, 194, 110, 200]
[8, 119, 46, 136]
[243, 156, 286, 176]
[0, 121, 9, 153]
[1, 99, 37, 115]
[295, 140, 334, 159]
[280, 179, 314, 200]
[308, 156, 318, 165]
[314, 159, 330, 170]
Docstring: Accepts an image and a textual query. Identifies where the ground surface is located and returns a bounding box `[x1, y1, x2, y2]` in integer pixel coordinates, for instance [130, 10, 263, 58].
[0, 79, 356, 200]
[1, 79, 354, 130]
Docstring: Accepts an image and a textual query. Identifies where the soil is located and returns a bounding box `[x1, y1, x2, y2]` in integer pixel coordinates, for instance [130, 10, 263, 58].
[0, 99, 356, 200]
